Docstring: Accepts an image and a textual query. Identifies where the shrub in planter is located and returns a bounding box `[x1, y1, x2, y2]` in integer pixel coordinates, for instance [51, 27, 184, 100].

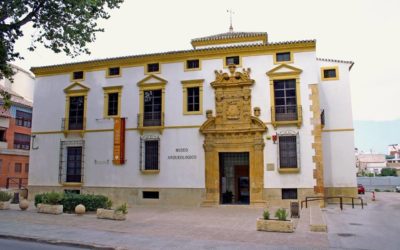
[62, 193, 111, 213]
[115, 203, 128, 215]
[263, 209, 270, 220]
[0, 191, 12, 210]
[36, 192, 63, 215]
[275, 208, 288, 221]
[42, 192, 63, 205]
[97, 203, 128, 221]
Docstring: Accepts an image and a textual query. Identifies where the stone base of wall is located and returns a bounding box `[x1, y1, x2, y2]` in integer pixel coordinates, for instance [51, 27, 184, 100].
[263, 188, 315, 208]
[325, 187, 359, 203]
[28, 186, 205, 207]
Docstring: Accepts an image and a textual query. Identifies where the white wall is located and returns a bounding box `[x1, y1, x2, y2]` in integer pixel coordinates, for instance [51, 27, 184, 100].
[0, 65, 34, 102]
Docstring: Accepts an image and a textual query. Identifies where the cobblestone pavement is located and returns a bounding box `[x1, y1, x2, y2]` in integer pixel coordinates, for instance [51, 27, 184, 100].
[0, 203, 329, 250]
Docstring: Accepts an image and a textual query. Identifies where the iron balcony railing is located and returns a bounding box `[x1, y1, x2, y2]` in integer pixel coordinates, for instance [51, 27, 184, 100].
[272, 105, 301, 122]
[137, 112, 164, 127]
[61, 117, 86, 131]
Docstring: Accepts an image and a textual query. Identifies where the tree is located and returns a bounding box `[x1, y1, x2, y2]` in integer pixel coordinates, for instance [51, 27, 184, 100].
[0, 0, 123, 81]
[380, 168, 397, 176]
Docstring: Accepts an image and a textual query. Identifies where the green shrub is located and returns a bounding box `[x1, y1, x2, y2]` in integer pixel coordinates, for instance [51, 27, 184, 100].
[374, 188, 380, 192]
[0, 191, 12, 202]
[275, 208, 288, 221]
[263, 209, 270, 220]
[41, 192, 63, 205]
[34, 193, 44, 207]
[62, 193, 111, 213]
[115, 203, 128, 214]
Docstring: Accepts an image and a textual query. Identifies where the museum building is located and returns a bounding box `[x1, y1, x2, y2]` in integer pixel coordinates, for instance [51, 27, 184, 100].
[28, 31, 357, 206]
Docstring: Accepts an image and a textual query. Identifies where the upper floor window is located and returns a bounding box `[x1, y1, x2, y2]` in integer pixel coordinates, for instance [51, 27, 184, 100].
[225, 56, 240, 66]
[72, 71, 84, 80]
[16, 110, 32, 128]
[68, 96, 84, 130]
[146, 63, 160, 73]
[25, 163, 29, 173]
[321, 66, 339, 81]
[0, 129, 6, 142]
[275, 52, 292, 63]
[186, 59, 200, 70]
[274, 79, 298, 121]
[103, 86, 122, 118]
[181, 79, 203, 115]
[143, 90, 162, 126]
[107, 67, 121, 77]
[14, 133, 30, 150]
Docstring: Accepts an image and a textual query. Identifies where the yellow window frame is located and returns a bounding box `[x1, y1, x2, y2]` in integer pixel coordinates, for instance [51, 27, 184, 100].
[321, 66, 339, 81]
[273, 51, 293, 64]
[103, 86, 123, 118]
[63, 82, 90, 136]
[106, 67, 121, 78]
[181, 79, 204, 115]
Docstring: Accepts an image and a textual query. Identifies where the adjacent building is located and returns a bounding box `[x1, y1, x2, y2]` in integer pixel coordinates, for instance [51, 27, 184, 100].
[29, 31, 357, 206]
[0, 65, 34, 188]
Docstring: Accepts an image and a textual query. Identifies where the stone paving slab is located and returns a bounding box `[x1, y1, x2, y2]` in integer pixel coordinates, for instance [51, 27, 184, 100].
[0, 203, 329, 249]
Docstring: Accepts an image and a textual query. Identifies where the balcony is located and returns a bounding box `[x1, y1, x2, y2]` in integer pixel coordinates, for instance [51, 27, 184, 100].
[271, 105, 302, 128]
[137, 112, 164, 133]
[61, 117, 86, 136]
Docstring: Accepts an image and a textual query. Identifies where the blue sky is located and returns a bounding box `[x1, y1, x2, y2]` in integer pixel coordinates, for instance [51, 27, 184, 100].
[354, 120, 400, 154]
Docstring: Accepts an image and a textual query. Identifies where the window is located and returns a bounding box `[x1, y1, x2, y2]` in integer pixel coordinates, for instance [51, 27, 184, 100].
[66, 146, 82, 182]
[72, 71, 84, 80]
[14, 133, 30, 150]
[185, 59, 200, 70]
[142, 191, 159, 199]
[15, 163, 22, 173]
[274, 79, 298, 121]
[225, 56, 240, 66]
[146, 63, 160, 73]
[15, 110, 32, 128]
[25, 163, 29, 173]
[0, 129, 6, 142]
[103, 86, 122, 118]
[140, 136, 160, 172]
[181, 79, 203, 115]
[68, 96, 84, 130]
[143, 90, 162, 126]
[277, 133, 300, 170]
[321, 66, 339, 81]
[275, 52, 292, 63]
[107, 67, 121, 77]
[282, 188, 298, 199]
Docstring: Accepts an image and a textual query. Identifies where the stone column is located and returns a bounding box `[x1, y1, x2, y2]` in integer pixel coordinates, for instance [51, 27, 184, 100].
[201, 142, 219, 206]
[250, 135, 266, 207]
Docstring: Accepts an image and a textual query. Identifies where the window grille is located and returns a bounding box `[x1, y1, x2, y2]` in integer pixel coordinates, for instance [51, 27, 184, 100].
[140, 135, 160, 171]
[277, 131, 300, 169]
[282, 188, 298, 199]
[15, 110, 32, 128]
[14, 133, 30, 150]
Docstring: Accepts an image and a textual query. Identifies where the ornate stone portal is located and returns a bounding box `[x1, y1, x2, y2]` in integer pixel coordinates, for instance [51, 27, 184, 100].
[200, 65, 267, 206]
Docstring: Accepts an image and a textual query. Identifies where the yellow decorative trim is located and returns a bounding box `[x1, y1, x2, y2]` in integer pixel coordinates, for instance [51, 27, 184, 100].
[181, 79, 204, 115]
[223, 55, 242, 68]
[321, 66, 339, 81]
[103, 86, 123, 118]
[278, 168, 300, 173]
[145, 62, 161, 75]
[63, 82, 89, 136]
[267, 64, 303, 128]
[322, 128, 354, 132]
[70, 71, 85, 82]
[32, 42, 316, 77]
[273, 51, 293, 64]
[183, 59, 202, 71]
[140, 170, 160, 174]
[105, 67, 121, 78]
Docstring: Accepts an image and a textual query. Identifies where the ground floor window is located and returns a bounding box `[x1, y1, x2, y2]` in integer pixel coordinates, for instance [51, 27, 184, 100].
[277, 131, 300, 169]
[282, 188, 298, 199]
[140, 136, 160, 171]
[59, 140, 84, 183]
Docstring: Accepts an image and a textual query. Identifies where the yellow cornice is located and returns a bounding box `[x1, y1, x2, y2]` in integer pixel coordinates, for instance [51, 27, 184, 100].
[63, 82, 90, 94]
[31, 42, 316, 77]
[191, 35, 268, 48]
[266, 64, 303, 77]
[137, 74, 168, 86]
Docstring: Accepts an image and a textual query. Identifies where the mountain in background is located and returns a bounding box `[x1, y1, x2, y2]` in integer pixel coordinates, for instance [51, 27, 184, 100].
[354, 119, 400, 154]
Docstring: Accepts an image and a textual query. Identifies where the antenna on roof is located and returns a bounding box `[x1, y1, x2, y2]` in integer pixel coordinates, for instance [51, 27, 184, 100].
[227, 9, 234, 32]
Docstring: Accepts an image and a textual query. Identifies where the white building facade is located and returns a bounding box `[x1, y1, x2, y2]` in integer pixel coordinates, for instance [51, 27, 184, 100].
[29, 32, 357, 206]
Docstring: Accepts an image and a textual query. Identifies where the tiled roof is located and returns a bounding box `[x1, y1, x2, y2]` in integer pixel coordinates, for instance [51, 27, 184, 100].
[31, 39, 316, 71]
[317, 58, 355, 70]
[191, 31, 268, 43]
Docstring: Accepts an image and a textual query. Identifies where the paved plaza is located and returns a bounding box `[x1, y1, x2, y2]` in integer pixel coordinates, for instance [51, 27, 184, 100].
[0, 192, 399, 249]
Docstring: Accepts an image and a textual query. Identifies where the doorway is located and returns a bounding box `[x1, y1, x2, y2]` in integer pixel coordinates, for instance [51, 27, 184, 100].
[219, 152, 250, 204]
